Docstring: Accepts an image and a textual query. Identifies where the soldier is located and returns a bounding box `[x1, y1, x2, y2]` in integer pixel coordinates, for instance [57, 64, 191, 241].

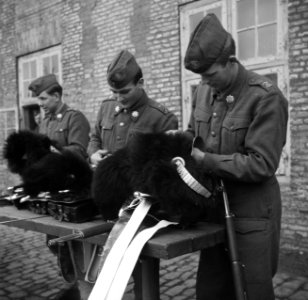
[184, 14, 288, 300]
[29, 74, 90, 159]
[28, 74, 91, 295]
[88, 49, 178, 166]
[84, 50, 178, 299]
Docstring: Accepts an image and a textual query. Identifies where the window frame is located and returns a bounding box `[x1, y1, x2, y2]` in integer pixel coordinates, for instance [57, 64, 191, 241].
[0, 108, 19, 165]
[180, 0, 227, 127]
[18, 45, 62, 107]
[17, 45, 62, 129]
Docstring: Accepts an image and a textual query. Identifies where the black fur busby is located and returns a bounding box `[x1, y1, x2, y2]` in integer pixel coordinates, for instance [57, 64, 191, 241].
[92, 132, 219, 225]
[3, 130, 92, 196]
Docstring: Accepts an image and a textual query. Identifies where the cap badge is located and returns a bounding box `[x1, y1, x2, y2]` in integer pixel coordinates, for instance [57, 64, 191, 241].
[226, 95, 234, 104]
[131, 111, 139, 119]
[56, 113, 62, 119]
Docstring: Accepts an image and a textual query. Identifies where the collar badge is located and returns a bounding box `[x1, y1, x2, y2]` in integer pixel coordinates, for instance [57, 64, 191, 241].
[131, 111, 139, 119]
[226, 95, 234, 104]
[115, 106, 121, 113]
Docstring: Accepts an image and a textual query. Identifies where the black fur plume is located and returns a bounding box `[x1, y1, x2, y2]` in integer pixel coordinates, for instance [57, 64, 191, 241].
[3, 130, 92, 196]
[92, 132, 219, 225]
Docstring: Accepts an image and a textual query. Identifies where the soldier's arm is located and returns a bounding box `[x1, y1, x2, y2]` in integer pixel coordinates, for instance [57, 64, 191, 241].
[65, 111, 90, 159]
[197, 92, 288, 182]
[87, 104, 104, 157]
[159, 112, 178, 131]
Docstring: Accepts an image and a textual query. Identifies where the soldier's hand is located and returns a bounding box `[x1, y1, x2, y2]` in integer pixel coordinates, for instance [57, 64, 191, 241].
[191, 147, 205, 164]
[165, 129, 181, 135]
[90, 149, 110, 166]
[50, 145, 60, 154]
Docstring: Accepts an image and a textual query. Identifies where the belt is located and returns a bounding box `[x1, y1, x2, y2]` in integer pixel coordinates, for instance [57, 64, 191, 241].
[88, 192, 177, 300]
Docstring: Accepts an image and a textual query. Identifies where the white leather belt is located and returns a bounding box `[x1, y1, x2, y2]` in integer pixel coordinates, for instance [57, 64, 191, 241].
[89, 192, 177, 300]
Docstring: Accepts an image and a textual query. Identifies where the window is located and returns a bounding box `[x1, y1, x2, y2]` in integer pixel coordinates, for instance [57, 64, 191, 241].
[180, 0, 289, 178]
[0, 108, 18, 164]
[180, 1, 227, 126]
[18, 45, 62, 129]
[235, 0, 282, 63]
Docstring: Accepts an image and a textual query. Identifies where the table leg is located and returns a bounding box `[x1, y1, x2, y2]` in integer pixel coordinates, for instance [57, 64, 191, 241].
[134, 257, 160, 300]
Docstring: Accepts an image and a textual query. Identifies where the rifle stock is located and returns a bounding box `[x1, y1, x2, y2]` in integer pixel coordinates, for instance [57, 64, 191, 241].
[221, 180, 248, 300]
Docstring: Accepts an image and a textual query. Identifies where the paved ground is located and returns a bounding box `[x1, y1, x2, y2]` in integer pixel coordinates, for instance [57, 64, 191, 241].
[0, 225, 308, 300]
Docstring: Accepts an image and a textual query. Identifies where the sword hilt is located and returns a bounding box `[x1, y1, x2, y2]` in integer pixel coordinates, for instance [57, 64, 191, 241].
[48, 232, 83, 247]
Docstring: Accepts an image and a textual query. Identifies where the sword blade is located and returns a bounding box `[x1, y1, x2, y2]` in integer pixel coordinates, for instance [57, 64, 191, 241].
[0, 215, 49, 225]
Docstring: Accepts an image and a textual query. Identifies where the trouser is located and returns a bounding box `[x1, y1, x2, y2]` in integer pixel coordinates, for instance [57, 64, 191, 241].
[196, 217, 280, 300]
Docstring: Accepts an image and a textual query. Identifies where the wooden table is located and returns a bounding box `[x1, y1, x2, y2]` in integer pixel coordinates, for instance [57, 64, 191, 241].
[0, 205, 225, 300]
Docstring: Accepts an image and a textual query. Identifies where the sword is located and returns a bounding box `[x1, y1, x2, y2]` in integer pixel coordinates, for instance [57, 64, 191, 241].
[0, 215, 49, 225]
[47, 223, 114, 247]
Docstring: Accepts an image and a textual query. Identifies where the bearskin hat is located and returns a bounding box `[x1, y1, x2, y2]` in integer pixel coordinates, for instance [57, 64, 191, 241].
[3, 130, 92, 196]
[92, 132, 219, 225]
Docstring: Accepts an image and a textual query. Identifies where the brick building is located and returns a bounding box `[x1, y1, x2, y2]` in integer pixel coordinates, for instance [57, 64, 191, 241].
[0, 0, 307, 271]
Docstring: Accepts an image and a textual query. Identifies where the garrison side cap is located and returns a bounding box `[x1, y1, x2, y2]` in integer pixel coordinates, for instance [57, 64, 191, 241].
[184, 13, 234, 74]
[28, 74, 61, 97]
[107, 50, 140, 89]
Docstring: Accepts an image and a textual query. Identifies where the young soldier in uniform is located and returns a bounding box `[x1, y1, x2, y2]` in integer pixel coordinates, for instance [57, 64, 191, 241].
[183, 14, 288, 300]
[84, 50, 178, 300]
[28, 75, 91, 297]
[29, 74, 90, 159]
[88, 49, 178, 166]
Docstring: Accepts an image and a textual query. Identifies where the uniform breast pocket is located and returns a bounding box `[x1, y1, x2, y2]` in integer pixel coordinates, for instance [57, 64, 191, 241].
[55, 127, 68, 146]
[194, 110, 212, 138]
[127, 127, 151, 143]
[221, 117, 250, 153]
[100, 119, 114, 144]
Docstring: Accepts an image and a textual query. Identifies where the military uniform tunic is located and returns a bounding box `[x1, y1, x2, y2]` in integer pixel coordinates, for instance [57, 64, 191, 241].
[40, 103, 90, 159]
[188, 63, 288, 300]
[88, 90, 178, 155]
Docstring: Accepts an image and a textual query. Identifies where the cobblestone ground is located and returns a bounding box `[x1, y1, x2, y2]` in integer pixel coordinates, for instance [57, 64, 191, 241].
[0, 225, 308, 300]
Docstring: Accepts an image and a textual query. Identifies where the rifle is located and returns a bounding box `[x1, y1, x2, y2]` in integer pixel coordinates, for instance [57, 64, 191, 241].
[220, 179, 248, 300]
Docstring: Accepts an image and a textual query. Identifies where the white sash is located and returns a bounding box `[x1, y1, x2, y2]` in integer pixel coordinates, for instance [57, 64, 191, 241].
[88, 196, 151, 300]
[105, 219, 176, 300]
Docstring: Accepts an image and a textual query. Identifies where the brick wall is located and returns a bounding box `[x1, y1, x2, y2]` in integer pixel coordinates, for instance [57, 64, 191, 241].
[0, 0, 308, 259]
[0, 1, 16, 109]
[60, 0, 187, 126]
[279, 0, 308, 254]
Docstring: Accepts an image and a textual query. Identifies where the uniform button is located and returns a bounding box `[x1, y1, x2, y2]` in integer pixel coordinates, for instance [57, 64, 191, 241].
[119, 122, 125, 127]
[116, 136, 121, 140]
[213, 112, 217, 118]
[211, 131, 216, 137]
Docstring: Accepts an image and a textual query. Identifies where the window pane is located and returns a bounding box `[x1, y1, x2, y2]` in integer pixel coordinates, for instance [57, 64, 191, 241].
[258, 0, 276, 24]
[207, 7, 222, 22]
[189, 12, 204, 34]
[238, 29, 255, 60]
[258, 24, 276, 57]
[43, 57, 51, 75]
[237, 0, 255, 29]
[30, 60, 37, 79]
[52, 54, 59, 74]
[23, 81, 29, 98]
[23, 62, 29, 80]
